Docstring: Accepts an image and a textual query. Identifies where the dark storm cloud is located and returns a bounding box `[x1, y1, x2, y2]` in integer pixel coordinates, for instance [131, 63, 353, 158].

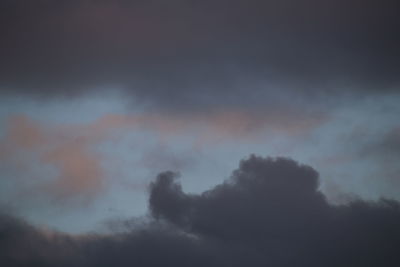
[0, 0, 399, 109]
[2, 155, 400, 266]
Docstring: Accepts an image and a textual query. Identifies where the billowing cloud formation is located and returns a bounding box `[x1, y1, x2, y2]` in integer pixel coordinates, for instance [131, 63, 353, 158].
[1, 155, 400, 266]
[0, 0, 399, 111]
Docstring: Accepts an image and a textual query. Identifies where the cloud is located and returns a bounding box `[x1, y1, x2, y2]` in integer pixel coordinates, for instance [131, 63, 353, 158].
[0, 108, 324, 209]
[89, 109, 326, 142]
[356, 126, 400, 196]
[0, 0, 399, 111]
[41, 140, 104, 201]
[375, 127, 400, 157]
[1, 155, 400, 266]
[0, 115, 106, 205]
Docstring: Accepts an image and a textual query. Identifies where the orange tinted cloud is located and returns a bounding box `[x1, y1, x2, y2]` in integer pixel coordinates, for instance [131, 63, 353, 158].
[6, 115, 45, 148]
[86, 108, 326, 143]
[0, 115, 104, 203]
[0, 109, 325, 204]
[42, 140, 103, 201]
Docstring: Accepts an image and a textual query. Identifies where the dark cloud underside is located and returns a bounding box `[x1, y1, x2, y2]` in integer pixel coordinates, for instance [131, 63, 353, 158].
[0, 0, 399, 109]
[1, 155, 400, 266]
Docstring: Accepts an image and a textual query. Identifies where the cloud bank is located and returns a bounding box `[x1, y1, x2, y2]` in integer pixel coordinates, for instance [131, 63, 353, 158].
[1, 155, 400, 266]
[0, 0, 399, 112]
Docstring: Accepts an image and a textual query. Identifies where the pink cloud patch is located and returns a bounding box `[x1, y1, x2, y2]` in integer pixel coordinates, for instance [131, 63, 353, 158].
[0, 115, 105, 204]
[0, 109, 325, 206]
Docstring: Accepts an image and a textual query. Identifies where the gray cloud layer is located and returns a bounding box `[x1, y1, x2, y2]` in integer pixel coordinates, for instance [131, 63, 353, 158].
[0, 0, 399, 111]
[1, 155, 400, 266]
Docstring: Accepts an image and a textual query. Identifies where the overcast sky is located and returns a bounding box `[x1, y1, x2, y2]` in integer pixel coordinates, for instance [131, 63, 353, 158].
[1, 1, 400, 266]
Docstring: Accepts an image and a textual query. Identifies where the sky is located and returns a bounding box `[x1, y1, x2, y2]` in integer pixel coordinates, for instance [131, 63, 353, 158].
[1, 1, 400, 266]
